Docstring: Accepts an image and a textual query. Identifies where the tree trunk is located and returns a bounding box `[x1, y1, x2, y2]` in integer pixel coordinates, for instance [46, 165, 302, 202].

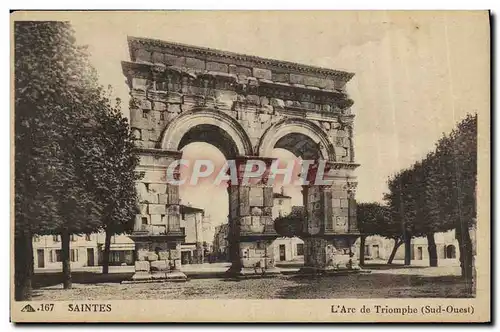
[387, 238, 403, 264]
[14, 231, 33, 301]
[426, 232, 438, 267]
[404, 233, 412, 265]
[61, 231, 72, 289]
[456, 226, 473, 282]
[102, 231, 112, 274]
[359, 235, 366, 267]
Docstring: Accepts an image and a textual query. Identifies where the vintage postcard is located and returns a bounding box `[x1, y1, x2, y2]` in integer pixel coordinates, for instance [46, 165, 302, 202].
[11, 10, 490, 323]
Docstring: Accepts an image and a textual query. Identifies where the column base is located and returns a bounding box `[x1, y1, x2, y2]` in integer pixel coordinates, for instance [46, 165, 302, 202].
[166, 270, 188, 281]
[126, 270, 187, 283]
[131, 271, 152, 281]
[298, 265, 362, 276]
[225, 265, 281, 278]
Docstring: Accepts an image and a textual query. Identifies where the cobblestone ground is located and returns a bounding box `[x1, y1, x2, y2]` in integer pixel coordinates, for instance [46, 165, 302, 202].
[31, 265, 474, 300]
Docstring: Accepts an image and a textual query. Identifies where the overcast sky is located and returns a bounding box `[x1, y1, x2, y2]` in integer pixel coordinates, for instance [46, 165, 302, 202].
[39, 11, 488, 237]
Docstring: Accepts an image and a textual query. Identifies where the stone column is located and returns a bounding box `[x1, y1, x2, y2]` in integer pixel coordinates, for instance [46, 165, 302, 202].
[226, 156, 281, 277]
[130, 148, 186, 281]
[300, 160, 361, 274]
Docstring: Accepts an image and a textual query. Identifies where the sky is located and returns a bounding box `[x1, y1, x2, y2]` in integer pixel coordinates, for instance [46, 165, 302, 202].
[40, 11, 489, 236]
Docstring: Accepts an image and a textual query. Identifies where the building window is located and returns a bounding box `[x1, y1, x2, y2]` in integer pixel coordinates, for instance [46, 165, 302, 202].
[141, 217, 148, 225]
[70, 234, 76, 242]
[70, 249, 78, 262]
[160, 112, 165, 120]
[85, 234, 91, 241]
[142, 110, 148, 118]
[52, 235, 60, 242]
[278, 199, 283, 206]
[33, 235, 41, 243]
[180, 227, 186, 236]
[296, 243, 304, 256]
[54, 250, 62, 262]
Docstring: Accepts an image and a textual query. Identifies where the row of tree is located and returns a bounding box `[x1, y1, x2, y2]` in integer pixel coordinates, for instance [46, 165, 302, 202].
[15, 21, 140, 300]
[358, 113, 477, 281]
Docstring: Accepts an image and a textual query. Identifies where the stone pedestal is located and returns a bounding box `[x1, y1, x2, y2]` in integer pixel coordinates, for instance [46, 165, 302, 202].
[226, 157, 281, 277]
[226, 238, 280, 277]
[299, 236, 360, 274]
[130, 238, 187, 282]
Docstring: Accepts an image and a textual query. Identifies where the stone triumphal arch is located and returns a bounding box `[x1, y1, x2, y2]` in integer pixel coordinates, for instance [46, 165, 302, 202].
[122, 37, 360, 280]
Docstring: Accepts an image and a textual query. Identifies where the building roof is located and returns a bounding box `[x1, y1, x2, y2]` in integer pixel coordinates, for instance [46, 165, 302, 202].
[180, 204, 204, 215]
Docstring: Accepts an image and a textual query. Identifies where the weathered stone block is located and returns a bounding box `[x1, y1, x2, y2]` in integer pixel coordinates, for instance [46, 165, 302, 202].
[135, 48, 151, 63]
[150, 260, 169, 272]
[149, 183, 167, 194]
[168, 104, 182, 114]
[246, 95, 260, 105]
[164, 54, 185, 66]
[158, 193, 169, 204]
[185, 57, 205, 70]
[252, 67, 272, 80]
[206, 61, 228, 72]
[289, 73, 334, 89]
[132, 78, 148, 91]
[259, 113, 271, 123]
[135, 260, 150, 272]
[141, 99, 152, 110]
[138, 203, 148, 215]
[169, 249, 180, 260]
[270, 98, 285, 108]
[158, 251, 170, 261]
[140, 192, 158, 204]
[153, 101, 167, 111]
[147, 252, 159, 261]
[150, 214, 162, 225]
[166, 91, 182, 104]
[131, 128, 141, 140]
[151, 51, 164, 63]
[229, 64, 252, 77]
[272, 72, 289, 83]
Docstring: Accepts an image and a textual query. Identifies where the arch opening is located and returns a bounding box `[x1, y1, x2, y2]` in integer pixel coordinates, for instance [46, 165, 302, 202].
[258, 118, 335, 161]
[275, 133, 322, 160]
[160, 108, 253, 158]
[178, 124, 239, 160]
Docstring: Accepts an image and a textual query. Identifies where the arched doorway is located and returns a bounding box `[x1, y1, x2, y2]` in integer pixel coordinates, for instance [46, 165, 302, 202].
[161, 110, 253, 267]
[445, 245, 456, 259]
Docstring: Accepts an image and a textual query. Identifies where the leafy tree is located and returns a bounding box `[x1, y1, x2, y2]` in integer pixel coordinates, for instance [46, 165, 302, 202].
[431, 114, 477, 280]
[75, 95, 140, 274]
[15, 21, 106, 297]
[356, 203, 394, 265]
[15, 21, 141, 297]
[273, 207, 307, 238]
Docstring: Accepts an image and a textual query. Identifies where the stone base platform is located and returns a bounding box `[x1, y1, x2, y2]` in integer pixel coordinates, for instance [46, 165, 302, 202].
[225, 266, 282, 279]
[298, 266, 365, 276]
[123, 270, 188, 284]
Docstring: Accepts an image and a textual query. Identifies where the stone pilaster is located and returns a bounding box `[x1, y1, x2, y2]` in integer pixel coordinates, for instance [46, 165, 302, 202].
[129, 148, 186, 281]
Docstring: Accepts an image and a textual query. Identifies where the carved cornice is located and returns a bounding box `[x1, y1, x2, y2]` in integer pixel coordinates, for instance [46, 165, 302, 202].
[128, 36, 355, 82]
[122, 61, 354, 111]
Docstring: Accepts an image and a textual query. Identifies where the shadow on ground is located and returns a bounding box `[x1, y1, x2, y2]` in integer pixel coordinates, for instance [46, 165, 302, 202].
[276, 273, 474, 299]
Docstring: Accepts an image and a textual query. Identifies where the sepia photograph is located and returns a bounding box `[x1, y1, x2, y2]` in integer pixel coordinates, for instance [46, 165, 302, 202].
[10, 10, 490, 323]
